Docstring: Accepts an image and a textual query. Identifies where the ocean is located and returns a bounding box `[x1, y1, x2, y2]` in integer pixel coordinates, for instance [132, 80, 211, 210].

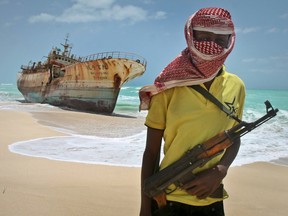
[1, 83, 288, 167]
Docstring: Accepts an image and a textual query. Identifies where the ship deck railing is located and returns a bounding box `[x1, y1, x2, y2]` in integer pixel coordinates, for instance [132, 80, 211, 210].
[79, 51, 147, 68]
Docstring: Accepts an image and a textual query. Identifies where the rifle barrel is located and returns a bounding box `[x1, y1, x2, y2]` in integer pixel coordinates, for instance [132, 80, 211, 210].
[228, 101, 278, 140]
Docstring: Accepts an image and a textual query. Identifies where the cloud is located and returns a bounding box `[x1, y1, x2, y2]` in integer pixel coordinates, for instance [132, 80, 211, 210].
[266, 27, 279, 33]
[236, 26, 284, 35]
[28, 0, 166, 24]
[241, 58, 257, 63]
[141, 0, 155, 4]
[241, 58, 266, 63]
[242, 55, 288, 65]
[269, 55, 288, 61]
[248, 68, 269, 74]
[235, 27, 261, 34]
[0, 0, 9, 5]
[280, 13, 288, 19]
[29, 13, 55, 23]
[150, 11, 166, 20]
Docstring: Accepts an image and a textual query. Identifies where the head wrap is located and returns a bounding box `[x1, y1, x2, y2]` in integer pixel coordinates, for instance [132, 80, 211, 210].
[139, 7, 235, 110]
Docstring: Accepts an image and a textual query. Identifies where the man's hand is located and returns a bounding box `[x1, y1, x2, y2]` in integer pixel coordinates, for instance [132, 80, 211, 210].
[181, 165, 227, 199]
[182, 138, 241, 199]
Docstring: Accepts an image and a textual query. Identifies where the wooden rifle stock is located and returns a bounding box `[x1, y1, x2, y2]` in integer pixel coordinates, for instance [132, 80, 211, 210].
[144, 101, 279, 205]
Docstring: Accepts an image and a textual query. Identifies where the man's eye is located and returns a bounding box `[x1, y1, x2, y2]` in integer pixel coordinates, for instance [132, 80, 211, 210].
[197, 37, 209, 41]
[215, 39, 224, 44]
[215, 38, 229, 47]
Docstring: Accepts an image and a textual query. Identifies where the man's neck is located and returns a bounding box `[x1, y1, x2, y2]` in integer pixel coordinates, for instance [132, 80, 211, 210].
[204, 67, 224, 90]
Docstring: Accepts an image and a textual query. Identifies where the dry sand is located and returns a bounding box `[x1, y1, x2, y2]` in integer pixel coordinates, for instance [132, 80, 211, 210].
[0, 109, 288, 216]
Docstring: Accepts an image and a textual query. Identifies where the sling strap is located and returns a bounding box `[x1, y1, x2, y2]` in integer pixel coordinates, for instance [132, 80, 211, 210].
[191, 85, 241, 123]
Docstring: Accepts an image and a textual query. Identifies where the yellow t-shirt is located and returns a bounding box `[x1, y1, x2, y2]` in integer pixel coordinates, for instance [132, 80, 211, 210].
[145, 69, 246, 206]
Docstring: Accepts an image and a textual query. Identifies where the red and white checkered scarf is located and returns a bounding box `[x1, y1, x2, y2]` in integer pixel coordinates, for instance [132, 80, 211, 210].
[139, 7, 235, 110]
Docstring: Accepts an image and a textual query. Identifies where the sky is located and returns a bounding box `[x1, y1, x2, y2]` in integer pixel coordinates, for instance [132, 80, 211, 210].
[0, 0, 287, 90]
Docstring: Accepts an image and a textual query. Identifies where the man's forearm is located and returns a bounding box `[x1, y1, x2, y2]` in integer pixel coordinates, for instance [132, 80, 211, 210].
[217, 138, 241, 174]
[140, 127, 163, 215]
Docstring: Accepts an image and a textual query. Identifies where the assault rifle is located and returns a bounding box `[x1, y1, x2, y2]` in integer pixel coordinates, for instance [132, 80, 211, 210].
[144, 100, 278, 206]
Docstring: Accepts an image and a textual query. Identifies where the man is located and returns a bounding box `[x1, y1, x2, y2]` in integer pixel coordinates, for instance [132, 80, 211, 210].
[139, 7, 246, 216]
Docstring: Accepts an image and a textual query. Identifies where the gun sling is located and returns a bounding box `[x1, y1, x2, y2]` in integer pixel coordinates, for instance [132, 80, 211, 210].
[191, 85, 241, 123]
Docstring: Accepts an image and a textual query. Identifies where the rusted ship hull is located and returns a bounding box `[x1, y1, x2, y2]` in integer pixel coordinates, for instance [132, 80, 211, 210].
[17, 51, 146, 113]
[18, 78, 121, 113]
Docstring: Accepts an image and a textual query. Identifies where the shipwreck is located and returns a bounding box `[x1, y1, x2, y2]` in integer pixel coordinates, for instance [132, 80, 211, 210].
[17, 36, 146, 113]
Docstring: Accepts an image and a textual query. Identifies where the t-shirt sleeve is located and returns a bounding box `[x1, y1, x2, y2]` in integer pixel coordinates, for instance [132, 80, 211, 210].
[236, 80, 246, 121]
[145, 92, 168, 130]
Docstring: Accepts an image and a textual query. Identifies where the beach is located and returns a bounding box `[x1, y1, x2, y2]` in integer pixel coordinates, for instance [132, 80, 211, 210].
[1, 109, 288, 216]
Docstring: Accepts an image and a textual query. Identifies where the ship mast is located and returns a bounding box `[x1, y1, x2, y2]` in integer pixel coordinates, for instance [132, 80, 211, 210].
[61, 34, 72, 57]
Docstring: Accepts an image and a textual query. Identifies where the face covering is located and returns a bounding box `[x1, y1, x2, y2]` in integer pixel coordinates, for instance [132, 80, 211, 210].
[193, 39, 224, 55]
[139, 7, 235, 110]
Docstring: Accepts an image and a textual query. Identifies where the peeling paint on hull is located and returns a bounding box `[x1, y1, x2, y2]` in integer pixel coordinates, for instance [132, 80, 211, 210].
[19, 84, 120, 113]
[17, 38, 146, 113]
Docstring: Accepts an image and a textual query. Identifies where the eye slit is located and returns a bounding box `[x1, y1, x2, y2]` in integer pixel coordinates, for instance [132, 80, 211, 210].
[195, 37, 210, 42]
[215, 39, 228, 47]
[215, 39, 225, 45]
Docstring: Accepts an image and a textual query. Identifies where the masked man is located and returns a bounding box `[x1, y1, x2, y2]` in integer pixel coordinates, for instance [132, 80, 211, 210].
[139, 7, 246, 216]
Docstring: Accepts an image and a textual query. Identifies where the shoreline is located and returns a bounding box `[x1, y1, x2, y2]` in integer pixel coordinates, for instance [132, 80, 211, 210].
[31, 109, 146, 137]
[1, 109, 288, 216]
[9, 107, 288, 168]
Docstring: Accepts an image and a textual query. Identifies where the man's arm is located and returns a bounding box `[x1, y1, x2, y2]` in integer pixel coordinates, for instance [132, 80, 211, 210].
[140, 127, 164, 216]
[182, 138, 241, 199]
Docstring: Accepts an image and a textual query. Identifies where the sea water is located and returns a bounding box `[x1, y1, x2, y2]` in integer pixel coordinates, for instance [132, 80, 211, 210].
[1, 83, 288, 167]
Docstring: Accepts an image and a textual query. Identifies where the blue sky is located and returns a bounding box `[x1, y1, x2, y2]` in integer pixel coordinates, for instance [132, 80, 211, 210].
[0, 0, 287, 89]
